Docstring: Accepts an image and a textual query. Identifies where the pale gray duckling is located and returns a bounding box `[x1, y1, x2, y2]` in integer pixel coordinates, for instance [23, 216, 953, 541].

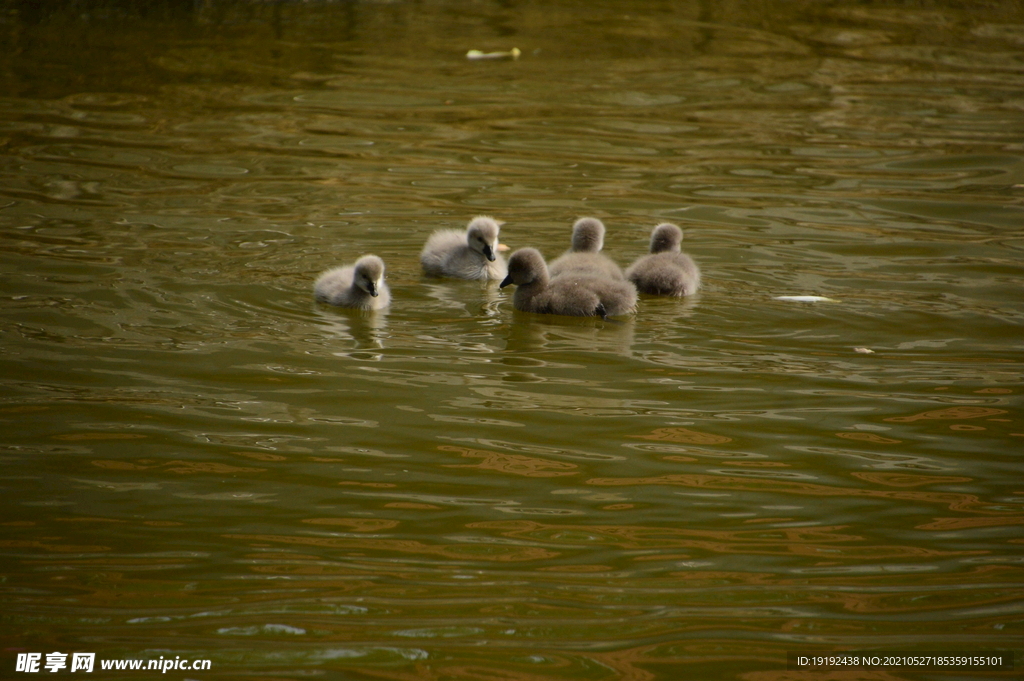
[625, 223, 701, 296]
[500, 248, 637, 319]
[314, 255, 390, 310]
[420, 215, 507, 280]
[548, 217, 625, 281]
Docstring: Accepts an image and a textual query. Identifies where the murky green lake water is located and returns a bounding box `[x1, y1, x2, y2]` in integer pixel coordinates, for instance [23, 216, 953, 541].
[2, 1, 1022, 679]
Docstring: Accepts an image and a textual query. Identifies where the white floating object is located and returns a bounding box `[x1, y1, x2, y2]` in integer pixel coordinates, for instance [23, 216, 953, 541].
[467, 47, 521, 60]
[775, 295, 839, 303]
[853, 347, 875, 354]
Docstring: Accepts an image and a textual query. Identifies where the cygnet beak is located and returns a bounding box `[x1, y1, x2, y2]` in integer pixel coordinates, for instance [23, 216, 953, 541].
[499, 274, 513, 288]
[367, 282, 378, 297]
[483, 244, 496, 262]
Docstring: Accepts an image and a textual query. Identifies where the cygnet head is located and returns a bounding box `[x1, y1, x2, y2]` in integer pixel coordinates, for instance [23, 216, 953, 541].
[353, 255, 385, 297]
[649, 223, 683, 254]
[466, 216, 502, 262]
[570, 217, 605, 253]
[500, 248, 547, 288]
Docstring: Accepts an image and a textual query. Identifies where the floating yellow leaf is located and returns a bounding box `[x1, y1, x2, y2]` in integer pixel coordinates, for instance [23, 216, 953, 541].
[466, 47, 521, 60]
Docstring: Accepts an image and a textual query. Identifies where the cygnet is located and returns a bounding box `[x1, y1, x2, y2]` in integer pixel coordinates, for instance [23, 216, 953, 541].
[420, 216, 507, 280]
[500, 248, 637, 318]
[314, 255, 390, 310]
[625, 223, 701, 296]
[548, 217, 624, 281]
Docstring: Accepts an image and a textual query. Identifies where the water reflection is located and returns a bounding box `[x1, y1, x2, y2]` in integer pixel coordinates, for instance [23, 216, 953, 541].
[586, 472, 1001, 514]
[460, 438, 626, 462]
[471, 519, 982, 561]
[225, 532, 560, 562]
[420, 280, 505, 319]
[504, 312, 636, 355]
[312, 304, 388, 352]
[439, 444, 579, 478]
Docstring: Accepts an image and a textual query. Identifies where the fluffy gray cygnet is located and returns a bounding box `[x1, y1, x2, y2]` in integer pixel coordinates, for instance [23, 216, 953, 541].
[500, 247, 637, 318]
[548, 217, 624, 281]
[420, 216, 507, 280]
[625, 223, 701, 296]
[314, 255, 390, 310]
